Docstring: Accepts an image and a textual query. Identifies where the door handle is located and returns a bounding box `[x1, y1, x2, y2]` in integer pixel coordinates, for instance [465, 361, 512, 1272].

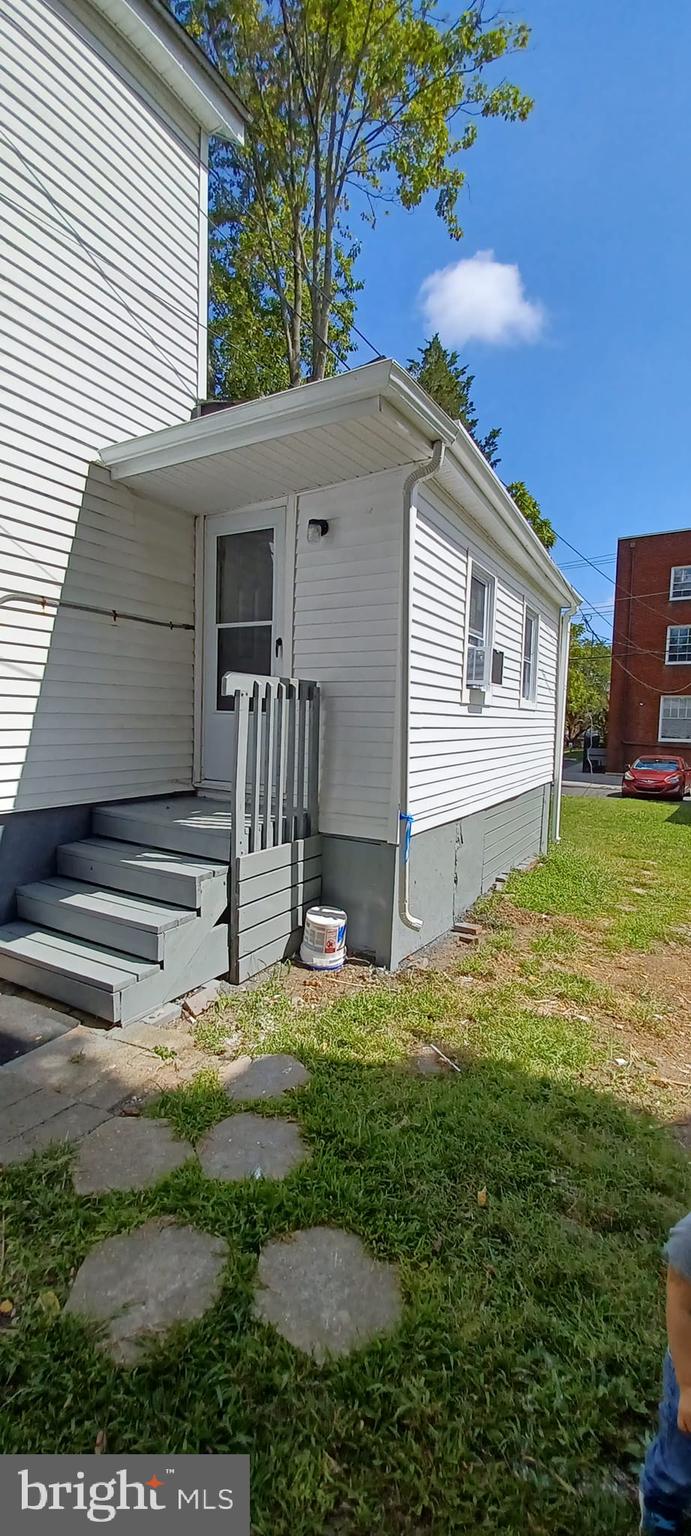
[275, 637, 283, 659]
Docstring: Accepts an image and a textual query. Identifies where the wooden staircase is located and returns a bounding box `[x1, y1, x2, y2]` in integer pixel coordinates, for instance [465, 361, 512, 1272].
[0, 798, 232, 1024]
[0, 676, 322, 1025]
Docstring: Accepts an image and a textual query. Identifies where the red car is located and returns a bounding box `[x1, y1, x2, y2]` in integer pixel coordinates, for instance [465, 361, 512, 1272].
[621, 755, 690, 800]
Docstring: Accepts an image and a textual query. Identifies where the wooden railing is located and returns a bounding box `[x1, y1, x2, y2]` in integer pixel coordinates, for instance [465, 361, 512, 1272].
[221, 674, 320, 860]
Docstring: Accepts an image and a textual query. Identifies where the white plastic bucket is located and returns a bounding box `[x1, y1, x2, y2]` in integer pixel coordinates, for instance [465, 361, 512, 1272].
[300, 906, 347, 971]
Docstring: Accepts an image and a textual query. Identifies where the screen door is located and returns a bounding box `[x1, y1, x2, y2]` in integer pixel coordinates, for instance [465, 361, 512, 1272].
[201, 505, 285, 783]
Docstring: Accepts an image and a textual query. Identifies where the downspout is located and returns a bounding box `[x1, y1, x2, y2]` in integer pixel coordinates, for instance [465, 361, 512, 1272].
[398, 439, 446, 929]
[549, 605, 573, 844]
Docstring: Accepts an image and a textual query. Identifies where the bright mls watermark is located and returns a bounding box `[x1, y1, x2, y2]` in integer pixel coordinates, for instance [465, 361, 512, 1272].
[3, 1455, 249, 1531]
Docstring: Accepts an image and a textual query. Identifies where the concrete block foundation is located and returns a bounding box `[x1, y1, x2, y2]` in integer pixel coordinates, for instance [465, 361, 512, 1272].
[321, 783, 552, 970]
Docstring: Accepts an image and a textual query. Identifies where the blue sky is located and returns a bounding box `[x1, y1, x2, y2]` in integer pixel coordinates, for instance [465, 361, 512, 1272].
[350, 0, 691, 633]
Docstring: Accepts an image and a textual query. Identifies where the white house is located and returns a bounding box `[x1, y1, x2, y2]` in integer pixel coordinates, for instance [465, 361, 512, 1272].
[0, 0, 578, 1023]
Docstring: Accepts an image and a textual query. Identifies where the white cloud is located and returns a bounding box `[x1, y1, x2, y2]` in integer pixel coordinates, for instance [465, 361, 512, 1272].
[419, 249, 545, 347]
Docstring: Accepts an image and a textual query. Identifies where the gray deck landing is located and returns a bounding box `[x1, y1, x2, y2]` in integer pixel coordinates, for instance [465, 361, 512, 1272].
[0, 795, 322, 1024]
[0, 796, 232, 1026]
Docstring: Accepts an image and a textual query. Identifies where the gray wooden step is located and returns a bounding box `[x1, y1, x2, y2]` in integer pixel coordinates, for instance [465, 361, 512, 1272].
[17, 879, 197, 962]
[57, 838, 228, 908]
[94, 796, 234, 862]
[0, 923, 160, 1024]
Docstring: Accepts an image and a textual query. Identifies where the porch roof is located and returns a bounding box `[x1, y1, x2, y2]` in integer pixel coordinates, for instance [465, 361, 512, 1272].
[100, 359, 580, 609]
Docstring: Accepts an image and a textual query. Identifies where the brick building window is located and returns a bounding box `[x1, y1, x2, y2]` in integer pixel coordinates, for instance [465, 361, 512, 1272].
[666, 625, 691, 664]
[670, 565, 691, 600]
[659, 695, 691, 741]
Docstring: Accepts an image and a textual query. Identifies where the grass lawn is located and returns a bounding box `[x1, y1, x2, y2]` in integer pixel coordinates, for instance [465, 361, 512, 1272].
[2, 797, 690, 1534]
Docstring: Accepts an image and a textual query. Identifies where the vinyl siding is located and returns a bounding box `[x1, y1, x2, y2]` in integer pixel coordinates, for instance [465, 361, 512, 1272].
[409, 488, 560, 833]
[0, 466, 194, 813]
[481, 787, 547, 888]
[0, 0, 202, 812]
[293, 470, 404, 841]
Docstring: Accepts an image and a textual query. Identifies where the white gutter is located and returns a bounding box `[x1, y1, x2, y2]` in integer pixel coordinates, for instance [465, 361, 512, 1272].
[549, 605, 574, 843]
[100, 352, 579, 615]
[100, 359, 456, 480]
[446, 433, 579, 611]
[398, 440, 446, 931]
[87, 0, 247, 141]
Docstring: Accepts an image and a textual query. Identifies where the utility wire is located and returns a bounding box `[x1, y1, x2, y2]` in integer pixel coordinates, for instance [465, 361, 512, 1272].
[0, 193, 204, 335]
[207, 164, 386, 370]
[3, 136, 364, 388]
[575, 594, 691, 670]
[0, 130, 197, 398]
[561, 559, 615, 572]
[575, 602, 691, 697]
[554, 529, 691, 629]
[5, 122, 689, 648]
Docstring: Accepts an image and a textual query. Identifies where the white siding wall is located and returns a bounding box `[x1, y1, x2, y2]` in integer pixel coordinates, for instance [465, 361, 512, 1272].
[293, 471, 405, 842]
[0, 0, 202, 812]
[409, 487, 560, 833]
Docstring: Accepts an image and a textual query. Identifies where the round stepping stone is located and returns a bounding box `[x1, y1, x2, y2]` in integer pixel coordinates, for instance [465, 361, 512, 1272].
[72, 1117, 194, 1194]
[253, 1226, 402, 1360]
[221, 1054, 310, 1101]
[198, 1113, 309, 1182]
[63, 1220, 227, 1366]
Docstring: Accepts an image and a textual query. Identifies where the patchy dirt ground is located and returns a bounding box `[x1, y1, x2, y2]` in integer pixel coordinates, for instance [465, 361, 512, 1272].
[276, 896, 691, 1144]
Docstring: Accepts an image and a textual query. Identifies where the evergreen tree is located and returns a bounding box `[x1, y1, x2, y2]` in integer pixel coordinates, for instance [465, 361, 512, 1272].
[408, 335, 502, 467]
[409, 338, 558, 551]
[506, 480, 557, 551]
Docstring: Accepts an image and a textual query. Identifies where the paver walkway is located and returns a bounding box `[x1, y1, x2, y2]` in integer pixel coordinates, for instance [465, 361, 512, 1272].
[221, 1053, 310, 1100]
[64, 1220, 228, 1365]
[253, 1227, 403, 1360]
[0, 1012, 213, 1165]
[198, 1113, 310, 1181]
[0, 986, 75, 1065]
[73, 1118, 194, 1194]
[4, 1026, 404, 1368]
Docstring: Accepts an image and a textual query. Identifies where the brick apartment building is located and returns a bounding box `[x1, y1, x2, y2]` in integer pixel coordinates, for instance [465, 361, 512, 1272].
[607, 529, 691, 771]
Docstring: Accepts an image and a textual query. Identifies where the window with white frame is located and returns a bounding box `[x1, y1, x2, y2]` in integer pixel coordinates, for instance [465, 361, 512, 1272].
[659, 695, 691, 741]
[521, 606, 538, 701]
[466, 569, 493, 688]
[666, 625, 691, 664]
[670, 566, 691, 600]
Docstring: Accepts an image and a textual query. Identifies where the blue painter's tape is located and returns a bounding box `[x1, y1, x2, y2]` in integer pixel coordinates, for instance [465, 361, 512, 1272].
[400, 812, 413, 865]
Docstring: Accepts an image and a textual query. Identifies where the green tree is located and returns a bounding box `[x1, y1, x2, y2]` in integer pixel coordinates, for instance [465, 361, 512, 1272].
[408, 334, 501, 467]
[407, 339, 557, 550]
[565, 622, 611, 746]
[177, 0, 532, 392]
[506, 480, 556, 551]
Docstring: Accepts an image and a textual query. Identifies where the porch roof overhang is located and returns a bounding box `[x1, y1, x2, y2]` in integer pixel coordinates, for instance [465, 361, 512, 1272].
[100, 359, 580, 611]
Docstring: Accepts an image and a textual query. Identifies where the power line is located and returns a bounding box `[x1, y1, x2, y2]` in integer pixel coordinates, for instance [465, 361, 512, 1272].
[575, 600, 691, 697]
[6, 123, 689, 646]
[554, 529, 689, 628]
[575, 594, 691, 668]
[0, 191, 205, 335]
[207, 165, 387, 370]
[560, 553, 616, 570]
[0, 130, 197, 398]
[348, 318, 384, 361]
